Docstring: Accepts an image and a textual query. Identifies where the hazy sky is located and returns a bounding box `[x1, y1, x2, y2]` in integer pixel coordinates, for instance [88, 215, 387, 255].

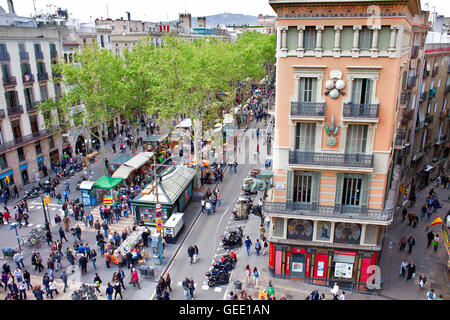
[6, 0, 450, 23]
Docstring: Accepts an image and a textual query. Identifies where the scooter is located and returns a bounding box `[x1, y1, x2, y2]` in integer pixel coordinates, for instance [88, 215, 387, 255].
[221, 227, 243, 249]
[206, 272, 230, 287]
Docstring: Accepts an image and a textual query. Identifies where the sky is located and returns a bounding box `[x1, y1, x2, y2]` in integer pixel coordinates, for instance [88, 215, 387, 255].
[5, 0, 450, 23]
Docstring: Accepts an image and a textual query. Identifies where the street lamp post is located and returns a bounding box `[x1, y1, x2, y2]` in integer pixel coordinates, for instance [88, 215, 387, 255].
[9, 223, 22, 251]
[42, 196, 50, 231]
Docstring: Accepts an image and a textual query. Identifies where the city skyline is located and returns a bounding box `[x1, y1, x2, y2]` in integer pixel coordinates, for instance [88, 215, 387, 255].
[7, 0, 450, 24]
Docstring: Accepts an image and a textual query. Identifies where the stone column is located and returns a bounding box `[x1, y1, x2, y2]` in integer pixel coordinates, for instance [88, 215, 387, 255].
[388, 25, 398, 53]
[315, 26, 324, 53]
[333, 26, 343, 54]
[351, 25, 361, 55]
[296, 26, 305, 54]
[280, 26, 288, 52]
[370, 26, 380, 53]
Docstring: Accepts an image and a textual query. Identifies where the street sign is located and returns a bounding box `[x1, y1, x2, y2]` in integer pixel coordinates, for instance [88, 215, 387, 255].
[4, 176, 9, 184]
[155, 203, 162, 210]
[258, 290, 268, 300]
[155, 219, 163, 230]
[155, 211, 162, 218]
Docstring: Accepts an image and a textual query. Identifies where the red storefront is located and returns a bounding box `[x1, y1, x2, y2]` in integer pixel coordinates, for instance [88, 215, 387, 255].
[268, 243, 380, 293]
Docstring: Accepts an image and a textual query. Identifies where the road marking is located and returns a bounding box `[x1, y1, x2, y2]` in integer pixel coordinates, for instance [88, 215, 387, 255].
[202, 284, 209, 290]
[214, 287, 222, 292]
[177, 281, 182, 287]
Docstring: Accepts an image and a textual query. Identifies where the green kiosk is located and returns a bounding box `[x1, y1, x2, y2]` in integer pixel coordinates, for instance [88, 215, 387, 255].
[131, 165, 196, 226]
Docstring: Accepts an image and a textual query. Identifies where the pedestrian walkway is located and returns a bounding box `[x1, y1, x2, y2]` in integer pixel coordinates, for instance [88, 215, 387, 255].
[378, 181, 450, 300]
[77, 205, 135, 235]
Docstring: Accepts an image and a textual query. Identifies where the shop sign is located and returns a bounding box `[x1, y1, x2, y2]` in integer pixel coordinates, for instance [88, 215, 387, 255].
[334, 262, 353, 279]
[334, 250, 357, 256]
[268, 243, 275, 269]
[286, 252, 290, 275]
[291, 248, 306, 254]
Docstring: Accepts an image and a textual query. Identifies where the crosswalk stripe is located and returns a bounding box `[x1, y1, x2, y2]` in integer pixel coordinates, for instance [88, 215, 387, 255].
[29, 206, 35, 209]
[214, 287, 222, 292]
[177, 281, 182, 287]
[202, 284, 209, 290]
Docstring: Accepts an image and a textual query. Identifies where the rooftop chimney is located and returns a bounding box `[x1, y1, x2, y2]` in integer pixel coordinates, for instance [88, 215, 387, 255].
[126, 11, 130, 21]
[7, 0, 15, 14]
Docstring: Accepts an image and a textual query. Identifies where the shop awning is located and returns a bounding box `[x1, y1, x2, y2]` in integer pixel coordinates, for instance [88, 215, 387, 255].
[143, 134, 169, 143]
[94, 176, 123, 189]
[108, 154, 135, 166]
[112, 165, 135, 179]
[124, 154, 150, 170]
[138, 152, 154, 159]
[79, 181, 95, 190]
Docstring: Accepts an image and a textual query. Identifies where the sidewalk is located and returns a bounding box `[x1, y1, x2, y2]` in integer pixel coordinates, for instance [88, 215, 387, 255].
[378, 181, 450, 300]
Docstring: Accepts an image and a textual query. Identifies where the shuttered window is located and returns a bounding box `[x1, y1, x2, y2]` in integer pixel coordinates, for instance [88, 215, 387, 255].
[299, 78, 317, 102]
[296, 122, 315, 151]
[292, 171, 321, 205]
[351, 78, 372, 104]
[345, 125, 368, 154]
[336, 173, 370, 209]
[358, 27, 373, 50]
[303, 27, 316, 50]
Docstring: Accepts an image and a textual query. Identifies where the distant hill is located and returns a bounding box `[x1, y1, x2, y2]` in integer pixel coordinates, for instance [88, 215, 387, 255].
[170, 13, 258, 28]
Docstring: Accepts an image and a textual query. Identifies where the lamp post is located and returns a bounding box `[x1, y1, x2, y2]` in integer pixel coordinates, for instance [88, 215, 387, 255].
[42, 196, 50, 231]
[9, 223, 22, 251]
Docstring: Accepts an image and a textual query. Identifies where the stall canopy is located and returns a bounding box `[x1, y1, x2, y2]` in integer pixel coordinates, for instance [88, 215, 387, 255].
[136, 165, 196, 205]
[112, 165, 135, 179]
[79, 181, 95, 190]
[124, 154, 150, 170]
[176, 118, 192, 129]
[143, 133, 169, 143]
[139, 152, 154, 159]
[108, 154, 135, 167]
[94, 176, 123, 189]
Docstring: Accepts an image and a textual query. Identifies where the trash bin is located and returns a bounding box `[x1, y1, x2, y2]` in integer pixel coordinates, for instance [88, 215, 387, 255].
[139, 265, 154, 279]
[234, 280, 242, 291]
[2, 248, 14, 259]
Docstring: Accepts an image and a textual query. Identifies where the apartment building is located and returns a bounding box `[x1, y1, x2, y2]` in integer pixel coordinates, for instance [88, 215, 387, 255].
[265, 0, 424, 293]
[0, 22, 65, 189]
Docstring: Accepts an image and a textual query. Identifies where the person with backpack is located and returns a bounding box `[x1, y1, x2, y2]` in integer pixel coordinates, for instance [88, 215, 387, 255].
[426, 289, 436, 300]
[105, 282, 113, 300]
[253, 267, 260, 288]
[245, 236, 252, 256]
[255, 239, 262, 256]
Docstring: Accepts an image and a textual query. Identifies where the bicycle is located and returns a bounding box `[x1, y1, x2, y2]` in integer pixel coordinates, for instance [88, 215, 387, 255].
[26, 236, 41, 249]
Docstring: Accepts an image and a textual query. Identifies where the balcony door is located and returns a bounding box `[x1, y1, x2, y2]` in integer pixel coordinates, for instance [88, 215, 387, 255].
[351, 78, 372, 105]
[335, 173, 370, 212]
[295, 122, 315, 152]
[11, 119, 21, 140]
[5, 90, 19, 108]
[345, 124, 368, 154]
[299, 78, 316, 103]
[24, 87, 34, 105]
[1, 64, 11, 79]
[30, 114, 39, 133]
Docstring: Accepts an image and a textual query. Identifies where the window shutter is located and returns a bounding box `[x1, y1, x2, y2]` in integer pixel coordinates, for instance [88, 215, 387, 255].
[334, 173, 343, 213]
[311, 172, 320, 210]
[360, 175, 370, 214]
[311, 78, 317, 102]
[364, 79, 372, 104]
[286, 170, 294, 207]
[352, 79, 362, 104]
[299, 78, 305, 102]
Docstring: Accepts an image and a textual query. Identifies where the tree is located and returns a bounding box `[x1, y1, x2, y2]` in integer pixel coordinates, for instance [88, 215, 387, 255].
[39, 46, 122, 176]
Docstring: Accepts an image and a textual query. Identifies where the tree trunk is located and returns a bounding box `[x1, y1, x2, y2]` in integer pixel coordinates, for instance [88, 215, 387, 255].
[97, 120, 108, 177]
[131, 122, 137, 154]
[193, 118, 202, 188]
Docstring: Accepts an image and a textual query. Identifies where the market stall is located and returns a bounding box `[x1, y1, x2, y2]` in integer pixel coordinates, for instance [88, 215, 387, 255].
[108, 154, 135, 173]
[143, 134, 169, 152]
[111, 226, 149, 265]
[94, 176, 124, 203]
[80, 181, 96, 206]
[131, 165, 196, 227]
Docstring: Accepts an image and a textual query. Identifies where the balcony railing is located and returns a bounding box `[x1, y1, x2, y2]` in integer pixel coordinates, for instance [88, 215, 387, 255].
[419, 91, 428, 102]
[343, 103, 379, 119]
[289, 150, 374, 169]
[401, 109, 413, 123]
[407, 76, 417, 88]
[262, 201, 393, 222]
[411, 45, 419, 58]
[7, 105, 23, 116]
[395, 129, 405, 147]
[22, 74, 34, 84]
[35, 50, 44, 60]
[37, 72, 49, 81]
[0, 128, 57, 153]
[0, 109, 5, 119]
[2, 76, 16, 87]
[290, 102, 325, 117]
[19, 51, 29, 61]
[26, 101, 40, 112]
[400, 90, 410, 105]
[0, 52, 10, 62]
[402, 144, 411, 156]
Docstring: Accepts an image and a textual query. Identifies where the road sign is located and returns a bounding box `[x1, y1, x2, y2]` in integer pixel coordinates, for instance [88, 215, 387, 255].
[155, 211, 162, 218]
[155, 219, 163, 230]
[155, 203, 162, 210]
[258, 290, 268, 300]
[5, 176, 9, 184]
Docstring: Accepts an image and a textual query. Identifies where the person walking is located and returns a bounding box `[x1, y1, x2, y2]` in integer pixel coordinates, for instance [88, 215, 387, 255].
[188, 277, 195, 299]
[78, 254, 88, 275]
[217, 191, 222, 207]
[112, 278, 123, 300]
[23, 269, 32, 290]
[245, 236, 252, 256]
[407, 236, 416, 254]
[401, 208, 407, 222]
[205, 201, 212, 215]
[262, 237, 268, 255]
[253, 267, 260, 288]
[406, 262, 416, 281]
[131, 268, 140, 289]
[90, 248, 97, 271]
[432, 234, 440, 251]
[187, 245, 195, 264]
[13, 251, 25, 270]
[105, 282, 113, 300]
[48, 278, 58, 298]
[255, 239, 262, 256]
[193, 245, 199, 264]
[32, 285, 45, 300]
[59, 227, 68, 243]
[93, 273, 102, 295]
[182, 277, 190, 300]
[245, 265, 251, 283]
[18, 280, 27, 300]
[399, 234, 408, 251]
[165, 273, 172, 292]
[60, 270, 68, 293]
[400, 259, 408, 278]
[420, 204, 427, 220]
[419, 273, 427, 291]
[426, 289, 436, 300]
[104, 251, 112, 269]
[427, 231, 435, 248]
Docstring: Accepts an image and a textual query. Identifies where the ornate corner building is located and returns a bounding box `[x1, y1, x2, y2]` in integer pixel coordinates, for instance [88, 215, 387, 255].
[265, 0, 427, 293]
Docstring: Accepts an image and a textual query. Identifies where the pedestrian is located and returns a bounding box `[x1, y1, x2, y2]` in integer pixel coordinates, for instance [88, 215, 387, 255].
[399, 234, 408, 251]
[412, 214, 419, 227]
[339, 291, 346, 300]
[106, 283, 113, 300]
[13, 250, 25, 269]
[435, 175, 441, 187]
[400, 259, 408, 277]
[205, 201, 211, 215]
[187, 245, 195, 264]
[63, 215, 70, 232]
[104, 251, 112, 268]
[78, 254, 88, 275]
[18, 280, 27, 300]
[331, 282, 340, 297]
[406, 261, 416, 281]
[90, 248, 97, 270]
[118, 268, 126, 290]
[427, 231, 435, 248]
[23, 269, 32, 290]
[255, 239, 261, 256]
[245, 265, 251, 283]
[245, 236, 252, 256]
[60, 270, 68, 293]
[188, 277, 195, 299]
[432, 198, 441, 214]
[262, 237, 268, 255]
[253, 267, 259, 288]
[131, 268, 140, 289]
[32, 285, 45, 300]
[59, 227, 68, 243]
[165, 273, 172, 292]
[217, 191, 222, 207]
[112, 276, 123, 300]
[408, 236, 416, 254]
[93, 273, 102, 295]
[259, 224, 266, 240]
[48, 278, 58, 298]
[193, 245, 199, 264]
[182, 277, 190, 300]
[200, 199, 205, 213]
[427, 289, 436, 300]
[433, 234, 440, 251]
[419, 273, 427, 291]
[256, 144, 259, 153]
[402, 208, 407, 222]
[45, 230, 53, 247]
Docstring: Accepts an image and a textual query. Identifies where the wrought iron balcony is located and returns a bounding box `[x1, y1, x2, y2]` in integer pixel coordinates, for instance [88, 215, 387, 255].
[0, 52, 10, 62]
[26, 101, 40, 112]
[35, 50, 44, 60]
[411, 45, 419, 58]
[402, 144, 411, 156]
[289, 150, 374, 169]
[262, 201, 393, 222]
[407, 76, 417, 88]
[7, 105, 23, 116]
[343, 103, 379, 119]
[0, 128, 56, 153]
[2, 76, 16, 87]
[22, 73, 35, 85]
[290, 102, 325, 117]
[37, 72, 49, 81]
[19, 51, 29, 61]
[401, 109, 413, 123]
[395, 129, 405, 147]
[399, 90, 410, 105]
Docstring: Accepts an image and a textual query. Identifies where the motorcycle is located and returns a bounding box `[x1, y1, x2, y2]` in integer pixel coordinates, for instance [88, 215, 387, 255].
[220, 226, 243, 249]
[24, 188, 39, 199]
[74, 163, 83, 172]
[206, 272, 230, 287]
